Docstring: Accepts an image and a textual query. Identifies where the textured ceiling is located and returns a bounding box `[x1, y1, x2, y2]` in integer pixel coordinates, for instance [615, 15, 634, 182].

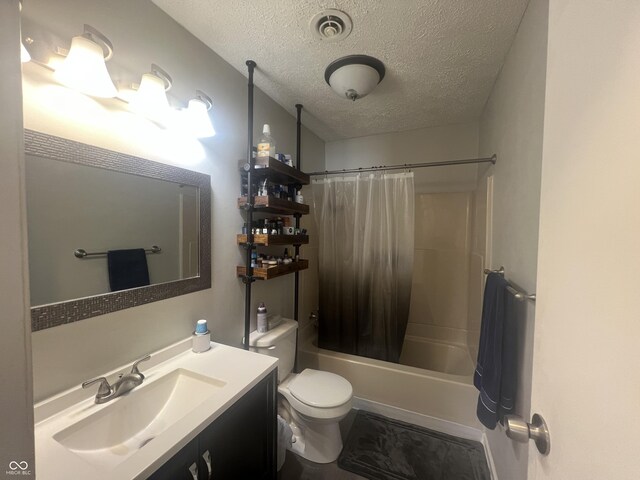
[152, 0, 529, 141]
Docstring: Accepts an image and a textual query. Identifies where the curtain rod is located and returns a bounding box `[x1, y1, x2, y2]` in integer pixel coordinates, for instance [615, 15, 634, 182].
[307, 154, 497, 176]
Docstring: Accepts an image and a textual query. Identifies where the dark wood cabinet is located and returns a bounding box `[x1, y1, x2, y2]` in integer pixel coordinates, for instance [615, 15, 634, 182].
[148, 369, 276, 480]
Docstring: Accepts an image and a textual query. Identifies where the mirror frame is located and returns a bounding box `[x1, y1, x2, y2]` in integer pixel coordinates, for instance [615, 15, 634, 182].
[25, 129, 211, 331]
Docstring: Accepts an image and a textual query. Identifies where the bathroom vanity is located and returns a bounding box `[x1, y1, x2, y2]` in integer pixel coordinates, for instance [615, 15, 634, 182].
[148, 371, 276, 479]
[34, 339, 277, 480]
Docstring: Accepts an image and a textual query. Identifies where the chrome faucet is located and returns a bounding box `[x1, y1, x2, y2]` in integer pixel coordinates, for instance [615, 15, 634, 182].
[82, 354, 151, 404]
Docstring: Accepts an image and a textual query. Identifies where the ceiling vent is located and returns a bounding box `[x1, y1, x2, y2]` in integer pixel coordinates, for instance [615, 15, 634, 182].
[309, 9, 352, 42]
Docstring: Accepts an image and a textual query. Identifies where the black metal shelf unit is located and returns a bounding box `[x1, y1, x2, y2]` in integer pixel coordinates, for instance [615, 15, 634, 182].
[240, 60, 306, 352]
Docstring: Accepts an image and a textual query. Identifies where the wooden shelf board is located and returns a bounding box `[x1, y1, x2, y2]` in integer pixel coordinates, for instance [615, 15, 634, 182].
[236, 259, 309, 280]
[238, 196, 310, 215]
[238, 157, 310, 186]
[237, 234, 309, 246]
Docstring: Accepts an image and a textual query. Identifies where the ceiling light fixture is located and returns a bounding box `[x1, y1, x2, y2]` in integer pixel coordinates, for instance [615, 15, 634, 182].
[54, 24, 117, 98]
[184, 90, 216, 138]
[324, 55, 386, 101]
[130, 64, 172, 125]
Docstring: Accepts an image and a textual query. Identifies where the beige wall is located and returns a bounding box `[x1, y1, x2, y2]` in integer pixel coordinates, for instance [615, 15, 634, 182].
[531, 1, 640, 478]
[21, 0, 324, 401]
[478, 0, 548, 478]
[0, 0, 35, 474]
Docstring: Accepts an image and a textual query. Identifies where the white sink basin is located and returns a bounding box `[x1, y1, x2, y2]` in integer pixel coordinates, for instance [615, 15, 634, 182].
[53, 368, 226, 470]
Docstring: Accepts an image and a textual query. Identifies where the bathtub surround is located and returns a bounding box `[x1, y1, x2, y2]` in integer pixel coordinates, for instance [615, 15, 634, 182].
[312, 173, 415, 363]
[408, 191, 474, 347]
[21, 0, 325, 402]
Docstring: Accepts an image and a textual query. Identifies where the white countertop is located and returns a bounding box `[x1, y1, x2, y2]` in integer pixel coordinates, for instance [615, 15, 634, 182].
[34, 338, 278, 480]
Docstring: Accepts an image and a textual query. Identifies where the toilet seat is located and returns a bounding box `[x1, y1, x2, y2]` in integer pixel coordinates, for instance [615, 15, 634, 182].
[278, 369, 352, 421]
[288, 369, 352, 407]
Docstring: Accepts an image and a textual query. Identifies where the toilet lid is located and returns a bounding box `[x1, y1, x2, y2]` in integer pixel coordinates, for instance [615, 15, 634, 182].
[288, 369, 353, 408]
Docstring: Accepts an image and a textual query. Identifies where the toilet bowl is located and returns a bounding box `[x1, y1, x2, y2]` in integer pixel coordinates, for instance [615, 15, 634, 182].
[249, 319, 353, 464]
[278, 369, 352, 463]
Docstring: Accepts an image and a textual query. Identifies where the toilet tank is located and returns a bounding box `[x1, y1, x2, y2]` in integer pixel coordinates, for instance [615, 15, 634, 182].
[249, 318, 298, 382]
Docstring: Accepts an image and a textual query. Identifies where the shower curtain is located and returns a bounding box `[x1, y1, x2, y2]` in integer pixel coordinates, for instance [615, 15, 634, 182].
[312, 172, 414, 363]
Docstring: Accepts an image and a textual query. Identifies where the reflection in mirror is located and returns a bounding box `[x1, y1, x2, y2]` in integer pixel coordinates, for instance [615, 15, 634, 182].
[25, 130, 211, 331]
[26, 157, 200, 305]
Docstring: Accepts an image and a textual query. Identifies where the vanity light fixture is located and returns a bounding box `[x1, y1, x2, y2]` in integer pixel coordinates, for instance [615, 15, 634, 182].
[324, 54, 385, 101]
[184, 90, 216, 138]
[54, 24, 117, 98]
[130, 64, 173, 125]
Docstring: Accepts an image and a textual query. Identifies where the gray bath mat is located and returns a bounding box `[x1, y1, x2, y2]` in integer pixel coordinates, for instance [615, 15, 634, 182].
[338, 411, 490, 480]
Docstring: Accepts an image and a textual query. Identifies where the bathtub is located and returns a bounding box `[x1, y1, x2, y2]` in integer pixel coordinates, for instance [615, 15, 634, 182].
[399, 335, 475, 376]
[298, 327, 482, 429]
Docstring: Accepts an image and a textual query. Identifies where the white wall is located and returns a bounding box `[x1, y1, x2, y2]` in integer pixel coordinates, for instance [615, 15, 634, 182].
[530, 1, 640, 478]
[0, 0, 35, 474]
[21, 0, 324, 401]
[478, 0, 548, 478]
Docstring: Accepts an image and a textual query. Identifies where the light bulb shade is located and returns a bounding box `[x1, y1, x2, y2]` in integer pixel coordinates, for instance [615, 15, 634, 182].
[185, 98, 216, 138]
[20, 42, 31, 63]
[130, 72, 171, 125]
[54, 35, 117, 98]
[325, 55, 385, 101]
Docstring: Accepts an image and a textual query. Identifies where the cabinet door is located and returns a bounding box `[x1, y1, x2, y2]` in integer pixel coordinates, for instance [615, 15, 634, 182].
[198, 370, 277, 480]
[147, 437, 200, 480]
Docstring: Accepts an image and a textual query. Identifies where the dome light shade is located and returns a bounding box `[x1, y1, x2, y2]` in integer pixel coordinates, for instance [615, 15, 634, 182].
[324, 55, 386, 101]
[54, 26, 117, 98]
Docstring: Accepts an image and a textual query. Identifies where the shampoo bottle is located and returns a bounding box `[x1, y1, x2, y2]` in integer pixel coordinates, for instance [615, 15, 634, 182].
[257, 302, 268, 333]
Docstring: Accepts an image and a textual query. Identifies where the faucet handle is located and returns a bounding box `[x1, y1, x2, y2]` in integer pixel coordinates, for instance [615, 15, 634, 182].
[82, 377, 112, 399]
[130, 354, 151, 378]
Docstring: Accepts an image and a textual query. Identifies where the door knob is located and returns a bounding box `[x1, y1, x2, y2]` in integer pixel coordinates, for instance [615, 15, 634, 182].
[504, 413, 550, 455]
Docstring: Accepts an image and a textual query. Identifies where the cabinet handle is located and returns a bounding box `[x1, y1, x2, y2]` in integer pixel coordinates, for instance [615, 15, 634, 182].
[202, 450, 212, 479]
[188, 462, 198, 480]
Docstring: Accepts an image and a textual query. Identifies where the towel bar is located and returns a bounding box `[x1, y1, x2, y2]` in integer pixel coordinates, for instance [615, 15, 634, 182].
[483, 267, 536, 302]
[74, 245, 162, 258]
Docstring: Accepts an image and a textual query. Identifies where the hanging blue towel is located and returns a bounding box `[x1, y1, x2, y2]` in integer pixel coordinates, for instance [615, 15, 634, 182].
[107, 249, 150, 292]
[474, 272, 518, 429]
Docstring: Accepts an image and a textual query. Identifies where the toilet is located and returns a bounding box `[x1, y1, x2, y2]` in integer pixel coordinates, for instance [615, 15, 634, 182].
[249, 318, 353, 464]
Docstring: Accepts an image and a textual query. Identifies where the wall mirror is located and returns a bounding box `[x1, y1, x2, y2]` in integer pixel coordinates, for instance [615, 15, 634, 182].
[25, 130, 211, 331]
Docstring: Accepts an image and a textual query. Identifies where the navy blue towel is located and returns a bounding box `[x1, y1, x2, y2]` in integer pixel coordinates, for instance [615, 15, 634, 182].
[107, 249, 150, 292]
[474, 272, 518, 429]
